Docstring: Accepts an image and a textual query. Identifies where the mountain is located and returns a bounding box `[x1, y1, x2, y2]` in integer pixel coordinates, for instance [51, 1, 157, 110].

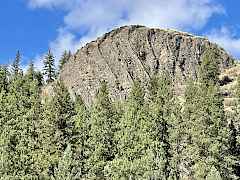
[2, 25, 240, 179]
[59, 25, 235, 105]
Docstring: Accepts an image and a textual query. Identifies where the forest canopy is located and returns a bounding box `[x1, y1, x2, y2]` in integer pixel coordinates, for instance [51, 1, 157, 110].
[0, 49, 239, 179]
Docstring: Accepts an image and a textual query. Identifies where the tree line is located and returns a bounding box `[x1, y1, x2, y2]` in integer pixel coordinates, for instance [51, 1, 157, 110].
[0, 48, 239, 179]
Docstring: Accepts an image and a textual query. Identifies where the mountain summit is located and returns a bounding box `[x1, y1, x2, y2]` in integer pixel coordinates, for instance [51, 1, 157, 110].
[60, 25, 234, 104]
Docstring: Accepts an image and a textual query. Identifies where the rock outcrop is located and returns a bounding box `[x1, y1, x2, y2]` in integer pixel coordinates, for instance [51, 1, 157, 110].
[60, 25, 234, 104]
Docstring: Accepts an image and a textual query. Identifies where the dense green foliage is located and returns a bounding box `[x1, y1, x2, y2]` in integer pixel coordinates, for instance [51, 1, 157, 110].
[0, 49, 239, 179]
[43, 49, 56, 84]
[59, 50, 71, 71]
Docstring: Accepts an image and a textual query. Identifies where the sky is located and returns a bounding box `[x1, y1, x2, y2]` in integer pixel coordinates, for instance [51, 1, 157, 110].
[0, 0, 240, 68]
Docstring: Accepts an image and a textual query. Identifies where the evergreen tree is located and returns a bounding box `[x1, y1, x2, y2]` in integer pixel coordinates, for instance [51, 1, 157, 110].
[0, 70, 41, 178]
[0, 47, 239, 179]
[55, 144, 74, 180]
[106, 81, 155, 179]
[206, 166, 222, 180]
[53, 80, 75, 144]
[0, 65, 8, 91]
[25, 61, 44, 87]
[87, 81, 117, 178]
[168, 100, 185, 180]
[71, 96, 89, 178]
[12, 50, 22, 77]
[230, 77, 240, 178]
[147, 73, 173, 179]
[59, 50, 71, 71]
[36, 96, 60, 178]
[36, 80, 76, 178]
[200, 48, 220, 85]
[183, 80, 229, 179]
[35, 70, 44, 87]
[26, 60, 35, 81]
[228, 120, 237, 155]
[236, 76, 240, 99]
[178, 48, 235, 179]
[43, 49, 56, 83]
[0, 67, 9, 178]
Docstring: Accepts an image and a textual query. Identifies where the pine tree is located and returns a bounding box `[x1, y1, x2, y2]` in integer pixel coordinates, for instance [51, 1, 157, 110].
[53, 80, 75, 144]
[36, 96, 60, 178]
[147, 72, 173, 179]
[178, 48, 235, 179]
[200, 48, 220, 85]
[206, 166, 222, 180]
[55, 144, 74, 180]
[106, 80, 155, 179]
[0, 67, 9, 178]
[183, 80, 229, 179]
[12, 50, 22, 77]
[228, 120, 237, 155]
[168, 99, 185, 180]
[59, 50, 71, 71]
[25, 61, 43, 87]
[26, 60, 35, 81]
[43, 49, 56, 83]
[36, 80, 76, 178]
[71, 96, 89, 178]
[0, 70, 41, 178]
[236, 77, 240, 99]
[0, 65, 8, 91]
[35, 70, 44, 87]
[230, 77, 240, 178]
[87, 81, 117, 178]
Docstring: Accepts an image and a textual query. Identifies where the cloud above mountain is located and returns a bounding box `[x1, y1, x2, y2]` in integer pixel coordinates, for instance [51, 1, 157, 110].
[28, 0, 223, 30]
[208, 27, 240, 59]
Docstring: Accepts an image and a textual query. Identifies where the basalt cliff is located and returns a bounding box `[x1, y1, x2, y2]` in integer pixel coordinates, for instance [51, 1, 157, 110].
[59, 25, 235, 105]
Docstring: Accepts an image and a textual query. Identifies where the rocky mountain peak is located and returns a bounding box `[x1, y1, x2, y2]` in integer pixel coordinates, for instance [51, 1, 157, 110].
[60, 25, 234, 104]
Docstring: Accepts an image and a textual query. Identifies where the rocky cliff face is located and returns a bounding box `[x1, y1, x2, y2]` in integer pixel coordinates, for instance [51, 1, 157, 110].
[60, 25, 234, 104]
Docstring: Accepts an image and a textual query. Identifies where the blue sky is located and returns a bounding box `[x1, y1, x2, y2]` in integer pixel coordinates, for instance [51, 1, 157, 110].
[0, 0, 65, 65]
[0, 0, 240, 67]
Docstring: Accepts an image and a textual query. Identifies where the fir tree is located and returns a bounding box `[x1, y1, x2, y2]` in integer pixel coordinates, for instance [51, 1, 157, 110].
[200, 48, 220, 85]
[230, 77, 240, 178]
[168, 99, 185, 180]
[0, 71, 40, 178]
[71, 96, 89, 178]
[0, 65, 8, 91]
[55, 144, 74, 180]
[148, 72, 173, 179]
[106, 81, 154, 179]
[206, 166, 222, 180]
[35, 70, 44, 87]
[43, 49, 56, 83]
[0, 66, 9, 178]
[228, 120, 237, 155]
[26, 60, 35, 81]
[59, 50, 71, 71]
[36, 80, 76, 178]
[183, 80, 229, 179]
[87, 81, 117, 178]
[12, 50, 22, 77]
[25, 61, 43, 87]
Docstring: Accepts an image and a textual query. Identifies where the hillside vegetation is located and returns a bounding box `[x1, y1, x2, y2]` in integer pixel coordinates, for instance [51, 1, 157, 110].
[0, 46, 239, 179]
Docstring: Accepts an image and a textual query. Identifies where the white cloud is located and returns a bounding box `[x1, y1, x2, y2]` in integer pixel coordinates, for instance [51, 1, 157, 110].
[27, 0, 224, 29]
[32, 28, 99, 70]
[50, 29, 80, 60]
[208, 27, 240, 58]
[26, 0, 225, 67]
